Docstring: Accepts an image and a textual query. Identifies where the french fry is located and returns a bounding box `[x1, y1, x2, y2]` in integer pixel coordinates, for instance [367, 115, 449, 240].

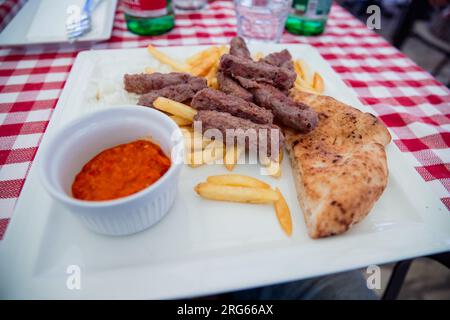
[201, 136, 214, 149]
[187, 50, 208, 66]
[181, 127, 208, 143]
[295, 73, 318, 94]
[186, 132, 210, 167]
[294, 60, 316, 93]
[184, 137, 196, 154]
[181, 126, 194, 135]
[182, 129, 199, 164]
[293, 59, 324, 94]
[194, 183, 279, 203]
[253, 51, 264, 60]
[274, 188, 292, 236]
[170, 115, 192, 126]
[209, 77, 219, 89]
[295, 75, 314, 89]
[206, 63, 218, 88]
[186, 46, 219, 66]
[182, 129, 211, 155]
[144, 67, 155, 74]
[153, 97, 197, 121]
[312, 72, 325, 94]
[201, 45, 227, 88]
[266, 159, 282, 178]
[301, 60, 313, 84]
[190, 47, 220, 76]
[294, 82, 318, 94]
[147, 45, 190, 72]
[224, 145, 243, 171]
[207, 174, 271, 189]
[186, 131, 209, 167]
[260, 151, 282, 178]
[206, 62, 218, 77]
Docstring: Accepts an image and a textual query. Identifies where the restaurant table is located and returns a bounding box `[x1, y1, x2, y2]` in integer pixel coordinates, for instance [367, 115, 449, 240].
[0, 0, 449, 240]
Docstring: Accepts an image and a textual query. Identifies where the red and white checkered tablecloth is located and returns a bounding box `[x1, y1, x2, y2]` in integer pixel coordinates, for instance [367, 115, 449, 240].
[0, 0, 449, 240]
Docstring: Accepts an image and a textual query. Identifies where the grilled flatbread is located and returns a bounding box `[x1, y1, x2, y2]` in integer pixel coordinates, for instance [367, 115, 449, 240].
[285, 90, 391, 238]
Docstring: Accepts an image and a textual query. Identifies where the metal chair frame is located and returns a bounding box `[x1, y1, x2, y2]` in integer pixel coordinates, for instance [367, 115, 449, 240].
[382, 252, 450, 300]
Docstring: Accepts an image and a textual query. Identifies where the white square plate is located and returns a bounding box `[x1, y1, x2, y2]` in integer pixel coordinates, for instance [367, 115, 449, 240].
[0, 0, 117, 46]
[0, 44, 449, 299]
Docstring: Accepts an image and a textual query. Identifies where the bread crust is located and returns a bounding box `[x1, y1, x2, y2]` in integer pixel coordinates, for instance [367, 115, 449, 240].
[285, 90, 391, 238]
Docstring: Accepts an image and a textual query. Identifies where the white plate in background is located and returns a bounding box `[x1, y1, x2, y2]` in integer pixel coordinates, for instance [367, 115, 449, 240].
[0, 0, 118, 46]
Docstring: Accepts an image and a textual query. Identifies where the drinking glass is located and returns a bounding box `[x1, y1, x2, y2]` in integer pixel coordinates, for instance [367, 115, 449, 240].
[234, 0, 292, 43]
[173, 0, 207, 10]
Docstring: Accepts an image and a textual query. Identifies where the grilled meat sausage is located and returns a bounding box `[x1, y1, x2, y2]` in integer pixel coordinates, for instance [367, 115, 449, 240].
[252, 83, 318, 133]
[217, 71, 253, 102]
[137, 77, 207, 106]
[219, 54, 296, 93]
[194, 110, 284, 156]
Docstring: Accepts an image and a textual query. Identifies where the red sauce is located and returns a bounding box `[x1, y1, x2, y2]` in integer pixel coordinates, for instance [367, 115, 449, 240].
[72, 140, 171, 201]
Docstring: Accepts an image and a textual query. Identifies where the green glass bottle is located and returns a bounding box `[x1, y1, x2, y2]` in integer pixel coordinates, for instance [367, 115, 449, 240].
[123, 0, 174, 36]
[285, 0, 332, 36]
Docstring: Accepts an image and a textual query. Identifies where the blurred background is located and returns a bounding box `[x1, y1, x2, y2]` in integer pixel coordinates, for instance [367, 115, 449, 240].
[338, 0, 450, 299]
[338, 0, 450, 87]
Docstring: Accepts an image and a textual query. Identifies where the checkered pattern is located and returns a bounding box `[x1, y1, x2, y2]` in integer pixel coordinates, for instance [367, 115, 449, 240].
[0, 0, 449, 239]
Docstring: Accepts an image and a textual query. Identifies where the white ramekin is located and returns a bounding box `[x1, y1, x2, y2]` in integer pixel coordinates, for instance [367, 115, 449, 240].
[39, 106, 184, 236]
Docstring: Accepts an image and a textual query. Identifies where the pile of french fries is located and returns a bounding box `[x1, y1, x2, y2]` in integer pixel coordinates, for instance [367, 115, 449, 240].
[195, 174, 292, 236]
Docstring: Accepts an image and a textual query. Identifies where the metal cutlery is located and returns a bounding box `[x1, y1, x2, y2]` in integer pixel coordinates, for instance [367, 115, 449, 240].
[66, 0, 101, 41]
